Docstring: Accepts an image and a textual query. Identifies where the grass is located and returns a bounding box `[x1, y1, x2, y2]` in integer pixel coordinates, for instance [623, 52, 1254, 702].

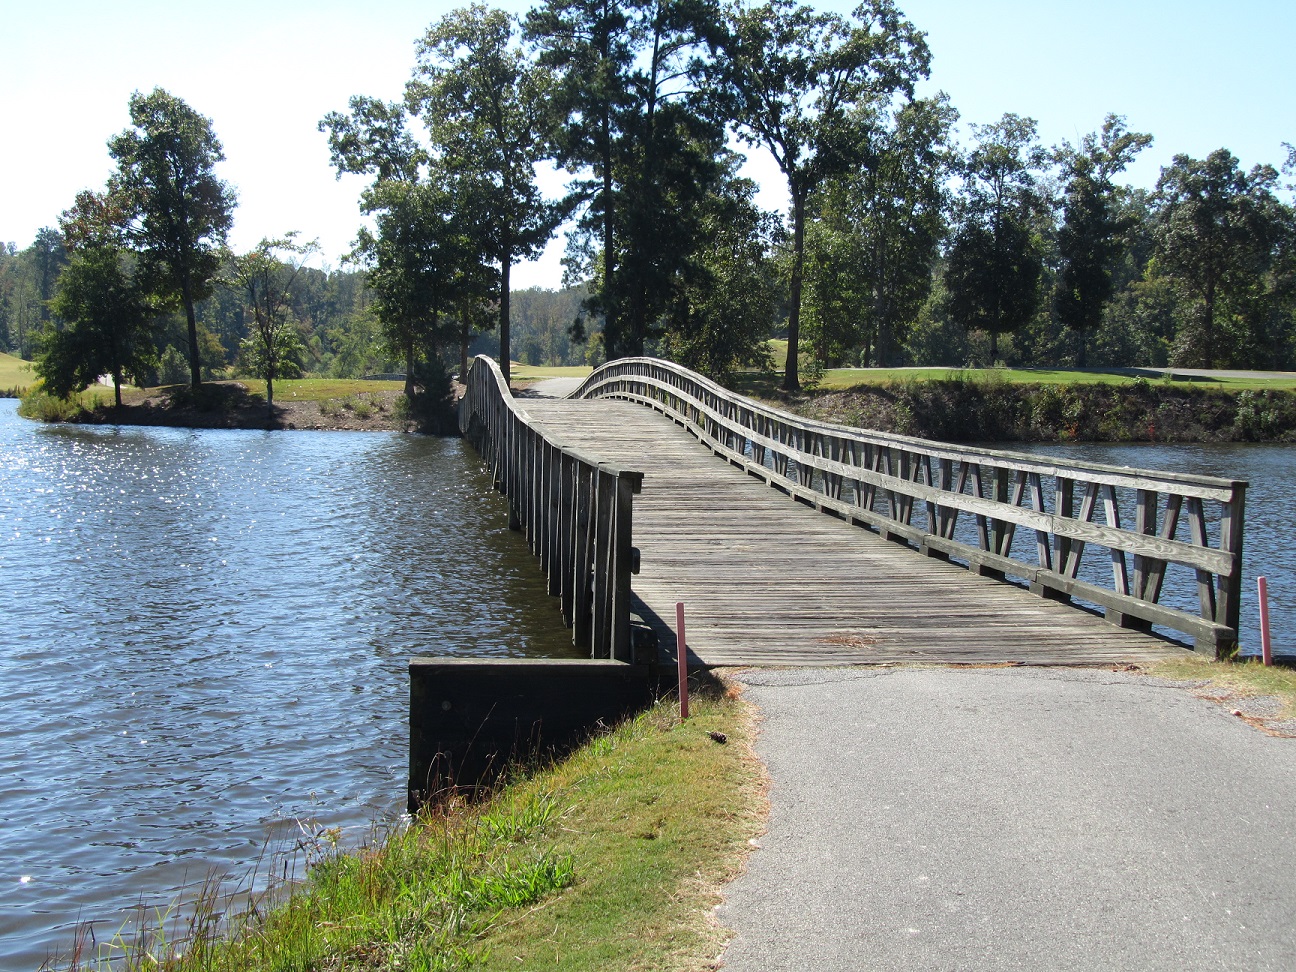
[750, 342, 1296, 394]
[1148, 654, 1296, 720]
[56, 687, 762, 972]
[241, 378, 406, 402]
[508, 364, 593, 382]
[0, 351, 36, 395]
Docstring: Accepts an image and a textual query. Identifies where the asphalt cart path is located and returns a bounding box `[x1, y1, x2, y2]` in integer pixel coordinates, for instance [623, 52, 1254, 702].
[719, 666, 1296, 972]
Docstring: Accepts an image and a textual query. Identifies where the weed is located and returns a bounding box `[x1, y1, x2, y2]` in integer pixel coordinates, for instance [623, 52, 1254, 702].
[45, 691, 761, 972]
[17, 386, 87, 422]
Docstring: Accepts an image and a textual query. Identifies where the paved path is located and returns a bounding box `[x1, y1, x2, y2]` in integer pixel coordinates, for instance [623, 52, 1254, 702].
[719, 667, 1296, 971]
[514, 376, 584, 398]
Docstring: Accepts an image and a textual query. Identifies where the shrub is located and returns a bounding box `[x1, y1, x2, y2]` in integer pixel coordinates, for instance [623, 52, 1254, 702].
[17, 385, 87, 422]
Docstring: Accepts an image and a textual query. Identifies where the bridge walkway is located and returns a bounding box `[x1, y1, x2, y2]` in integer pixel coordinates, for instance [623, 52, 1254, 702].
[520, 397, 1179, 667]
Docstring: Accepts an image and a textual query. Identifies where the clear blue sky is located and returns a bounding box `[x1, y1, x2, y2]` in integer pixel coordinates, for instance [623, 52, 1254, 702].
[3, 0, 1292, 288]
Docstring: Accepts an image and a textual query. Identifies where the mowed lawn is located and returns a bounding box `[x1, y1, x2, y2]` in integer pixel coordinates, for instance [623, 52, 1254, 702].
[754, 340, 1296, 392]
[0, 352, 35, 391]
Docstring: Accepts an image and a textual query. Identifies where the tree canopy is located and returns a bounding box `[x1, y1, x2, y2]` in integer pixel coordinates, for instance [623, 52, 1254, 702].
[103, 88, 237, 389]
[714, 0, 929, 388]
[408, 4, 565, 386]
[40, 246, 157, 406]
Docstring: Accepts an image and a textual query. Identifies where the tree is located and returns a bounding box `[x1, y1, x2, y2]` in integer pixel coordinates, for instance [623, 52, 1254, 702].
[946, 114, 1050, 363]
[227, 234, 318, 410]
[804, 94, 953, 367]
[526, 0, 725, 360]
[30, 228, 67, 326]
[102, 89, 237, 390]
[40, 246, 156, 406]
[1053, 115, 1152, 366]
[322, 95, 490, 397]
[408, 4, 564, 387]
[354, 177, 484, 397]
[661, 163, 780, 381]
[525, 0, 640, 355]
[713, 0, 929, 389]
[1153, 148, 1285, 368]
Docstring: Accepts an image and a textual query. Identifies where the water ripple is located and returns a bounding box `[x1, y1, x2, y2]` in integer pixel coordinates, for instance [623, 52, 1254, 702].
[0, 401, 577, 968]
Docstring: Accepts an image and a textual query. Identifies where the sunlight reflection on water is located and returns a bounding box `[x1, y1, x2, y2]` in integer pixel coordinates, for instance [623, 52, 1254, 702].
[0, 400, 577, 968]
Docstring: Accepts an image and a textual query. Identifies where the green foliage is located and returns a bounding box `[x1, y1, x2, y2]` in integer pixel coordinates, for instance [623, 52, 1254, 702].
[527, 0, 730, 362]
[226, 234, 317, 407]
[408, 4, 564, 386]
[17, 383, 90, 422]
[714, 0, 931, 389]
[80, 88, 238, 389]
[157, 345, 189, 385]
[804, 95, 955, 368]
[39, 245, 157, 406]
[945, 113, 1050, 363]
[1153, 148, 1288, 368]
[659, 168, 779, 382]
[1053, 115, 1153, 366]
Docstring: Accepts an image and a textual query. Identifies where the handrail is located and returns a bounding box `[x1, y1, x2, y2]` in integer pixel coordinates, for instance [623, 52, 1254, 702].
[571, 357, 1247, 656]
[460, 356, 642, 661]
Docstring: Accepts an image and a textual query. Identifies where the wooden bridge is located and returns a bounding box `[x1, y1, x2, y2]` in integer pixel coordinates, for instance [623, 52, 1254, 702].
[458, 357, 1247, 668]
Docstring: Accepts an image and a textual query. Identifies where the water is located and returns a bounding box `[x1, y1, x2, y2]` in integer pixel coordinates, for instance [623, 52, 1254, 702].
[1015, 441, 1296, 658]
[0, 400, 579, 969]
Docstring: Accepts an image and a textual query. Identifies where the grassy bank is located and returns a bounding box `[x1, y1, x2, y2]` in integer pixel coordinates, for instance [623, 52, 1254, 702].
[0, 351, 34, 396]
[762, 374, 1296, 443]
[15, 379, 451, 432]
[59, 688, 762, 972]
[1148, 655, 1296, 720]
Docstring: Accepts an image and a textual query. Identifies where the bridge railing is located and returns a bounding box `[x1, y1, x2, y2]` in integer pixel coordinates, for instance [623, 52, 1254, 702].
[460, 356, 642, 661]
[570, 357, 1247, 656]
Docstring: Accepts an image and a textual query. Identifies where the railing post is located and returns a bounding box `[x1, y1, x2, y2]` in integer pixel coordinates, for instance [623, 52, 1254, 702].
[591, 467, 615, 659]
[610, 470, 641, 663]
[572, 464, 595, 653]
[1215, 485, 1246, 658]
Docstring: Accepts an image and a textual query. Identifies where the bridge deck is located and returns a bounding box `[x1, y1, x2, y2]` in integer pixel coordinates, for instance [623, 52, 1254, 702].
[521, 398, 1183, 667]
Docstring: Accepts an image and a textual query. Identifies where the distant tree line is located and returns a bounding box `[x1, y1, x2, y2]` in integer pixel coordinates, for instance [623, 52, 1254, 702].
[6, 0, 1296, 406]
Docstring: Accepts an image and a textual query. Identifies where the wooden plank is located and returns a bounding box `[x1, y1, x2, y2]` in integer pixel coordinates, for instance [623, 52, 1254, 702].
[521, 398, 1189, 668]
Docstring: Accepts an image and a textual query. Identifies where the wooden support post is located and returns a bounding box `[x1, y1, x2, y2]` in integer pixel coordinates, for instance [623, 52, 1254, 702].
[1215, 487, 1246, 658]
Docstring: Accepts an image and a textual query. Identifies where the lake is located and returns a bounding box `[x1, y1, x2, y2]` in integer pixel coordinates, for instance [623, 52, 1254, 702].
[0, 400, 578, 968]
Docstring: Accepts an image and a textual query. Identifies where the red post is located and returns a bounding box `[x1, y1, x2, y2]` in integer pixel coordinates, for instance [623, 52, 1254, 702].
[676, 601, 689, 721]
[1259, 576, 1273, 666]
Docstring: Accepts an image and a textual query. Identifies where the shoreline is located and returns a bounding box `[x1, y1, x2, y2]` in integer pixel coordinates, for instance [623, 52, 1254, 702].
[13, 377, 1296, 444]
[778, 380, 1296, 444]
[14, 381, 462, 434]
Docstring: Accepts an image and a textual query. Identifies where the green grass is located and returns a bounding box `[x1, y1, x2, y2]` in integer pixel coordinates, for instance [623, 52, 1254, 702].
[0, 352, 35, 394]
[750, 341, 1296, 393]
[240, 378, 406, 402]
[509, 363, 593, 381]
[58, 688, 762, 972]
[1149, 655, 1296, 720]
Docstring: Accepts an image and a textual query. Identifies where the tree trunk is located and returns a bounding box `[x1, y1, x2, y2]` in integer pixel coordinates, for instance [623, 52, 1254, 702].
[113, 372, 123, 408]
[499, 249, 512, 388]
[267, 374, 274, 410]
[784, 191, 806, 392]
[183, 280, 201, 390]
[1203, 278, 1216, 369]
[404, 336, 416, 399]
[460, 315, 470, 386]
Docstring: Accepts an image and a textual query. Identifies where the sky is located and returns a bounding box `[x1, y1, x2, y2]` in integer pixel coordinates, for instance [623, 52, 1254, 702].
[3, 0, 1293, 289]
